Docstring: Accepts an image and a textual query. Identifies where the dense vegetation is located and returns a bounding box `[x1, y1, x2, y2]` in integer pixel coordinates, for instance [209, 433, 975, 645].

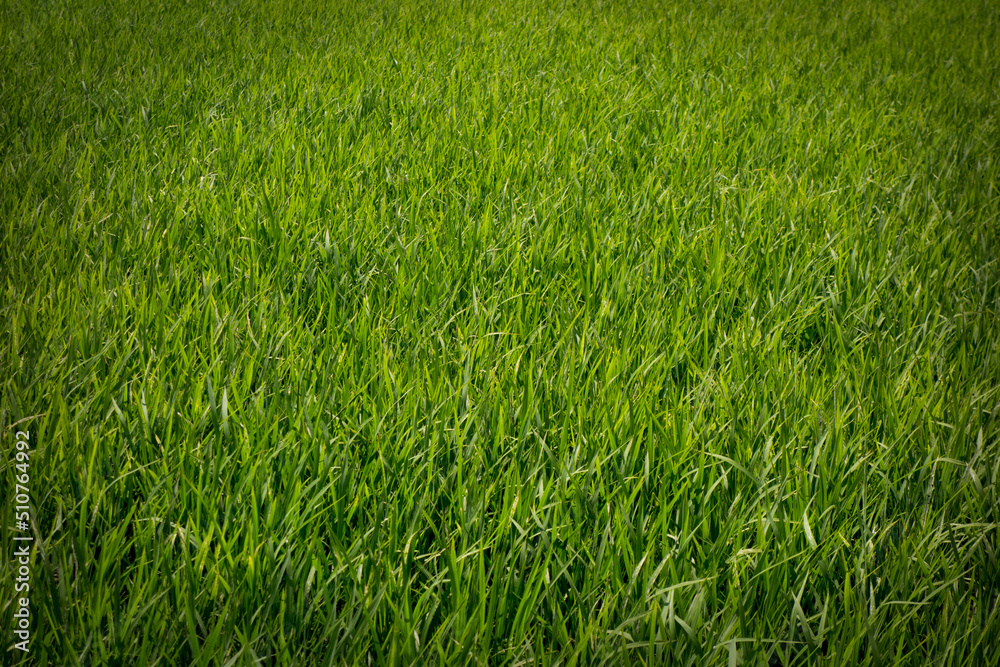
[2, 0, 999, 664]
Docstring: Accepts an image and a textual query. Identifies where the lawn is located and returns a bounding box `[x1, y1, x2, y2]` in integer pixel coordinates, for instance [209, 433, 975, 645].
[2, 0, 999, 664]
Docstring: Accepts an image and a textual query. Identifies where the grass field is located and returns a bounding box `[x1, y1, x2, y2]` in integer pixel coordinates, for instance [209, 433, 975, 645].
[2, 0, 999, 664]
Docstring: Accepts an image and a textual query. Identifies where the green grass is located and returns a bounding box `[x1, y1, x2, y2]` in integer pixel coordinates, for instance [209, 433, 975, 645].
[2, 0, 999, 663]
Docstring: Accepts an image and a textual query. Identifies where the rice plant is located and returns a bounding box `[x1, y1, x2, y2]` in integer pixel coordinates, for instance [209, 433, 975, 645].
[2, 0, 998, 664]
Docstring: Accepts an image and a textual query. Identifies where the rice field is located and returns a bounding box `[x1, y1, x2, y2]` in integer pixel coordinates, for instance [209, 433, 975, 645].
[2, 0, 999, 664]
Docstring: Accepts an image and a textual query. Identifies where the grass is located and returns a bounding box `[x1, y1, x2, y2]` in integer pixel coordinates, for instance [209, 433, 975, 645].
[1, 0, 999, 663]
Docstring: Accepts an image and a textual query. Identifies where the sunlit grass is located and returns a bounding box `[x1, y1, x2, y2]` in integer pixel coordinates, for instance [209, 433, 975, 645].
[2, 0, 999, 664]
